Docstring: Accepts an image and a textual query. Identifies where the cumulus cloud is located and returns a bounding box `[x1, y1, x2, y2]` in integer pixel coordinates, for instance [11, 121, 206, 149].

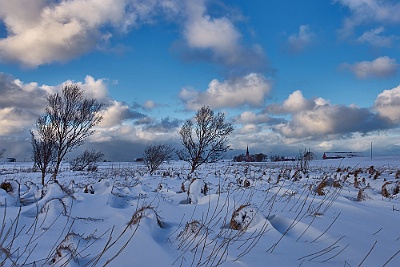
[0, 73, 50, 135]
[270, 90, 392, 139]
[374, 84, 400, 123]
[184, 0, 240, 55]
[287, 25, 315, 54]
[0, 0, 265, 70]
[335, 0, 400, 39]
[0, 0, 180, 67]
[266, 90, 315, 114]
[179, 73, 272, 110]
[275, 105, 382, 138]
[100, 101, 146, 127]
[0, 73, 148, 137]
[0, 107, 35, 135]
[0, 73, 49, 111]
[341, 56, 398, 79]
[177, 0, 266, 71]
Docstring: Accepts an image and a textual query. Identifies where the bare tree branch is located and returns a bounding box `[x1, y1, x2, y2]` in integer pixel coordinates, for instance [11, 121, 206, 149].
[34, 84, 103, 180]
[177, 106, 233, 173]
[70, 149, 104, 171]
[144, 144, 174, 175]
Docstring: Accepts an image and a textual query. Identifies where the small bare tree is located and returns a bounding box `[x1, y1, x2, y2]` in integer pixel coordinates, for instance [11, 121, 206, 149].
[0, 148, 5, 159]
[144, 144, 174, 174]
[37, 84, 103, 180]
[296, 148, 311, 174]
[177, 106, 233, 173]
[70, 149, 104, 171]
[31, 116, 56, 185]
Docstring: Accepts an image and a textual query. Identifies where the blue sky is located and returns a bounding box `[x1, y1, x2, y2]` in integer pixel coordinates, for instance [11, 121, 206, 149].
[1, 0, 400, 161]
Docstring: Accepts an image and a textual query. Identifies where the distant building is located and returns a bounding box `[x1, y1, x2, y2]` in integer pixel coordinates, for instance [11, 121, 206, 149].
[303, 151, 317, 160]
[244, 145, 253, 162]
[322, 152, 363, 160]
[6, 158, 16, 162]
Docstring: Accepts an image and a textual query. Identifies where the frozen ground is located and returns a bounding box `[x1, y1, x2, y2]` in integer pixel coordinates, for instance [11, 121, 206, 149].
[0, 156, 399, 266]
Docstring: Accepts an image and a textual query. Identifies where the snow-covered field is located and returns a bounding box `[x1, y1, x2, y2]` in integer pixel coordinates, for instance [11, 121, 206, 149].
[0, 156, 399, 266]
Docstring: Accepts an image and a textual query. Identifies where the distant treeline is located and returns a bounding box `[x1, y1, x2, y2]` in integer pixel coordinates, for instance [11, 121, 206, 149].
[233, 153, 298, 162]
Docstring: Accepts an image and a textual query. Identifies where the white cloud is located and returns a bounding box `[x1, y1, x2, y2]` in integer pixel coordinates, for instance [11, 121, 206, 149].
[266, 90, 316, 114]
[275, 104, 371, 138]
[184, 0, 240, 55]
[341, 56, 398, 79]
[74, 75, 109, 101]
[238, 124, 260, 135]
[0, 73, 139, 136]
[0, 107, 35, 135]
[179, 0, 265, 69]
[374, 84, 400, 123]
[179, 73, 272, 110]
[272, 90, 389, 139]
[335, 0, 400, 38]
[100, 101, 135, 127]
[287, 25, 314, 53]
[0, 0, 178, 67]
[357, 27, 395, 47]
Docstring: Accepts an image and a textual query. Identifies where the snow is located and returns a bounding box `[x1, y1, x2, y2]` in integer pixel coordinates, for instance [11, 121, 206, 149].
[0, 156, 399, 266]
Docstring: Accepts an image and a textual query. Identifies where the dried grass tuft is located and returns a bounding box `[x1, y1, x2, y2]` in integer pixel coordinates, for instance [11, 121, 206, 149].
[356, 189, 367, 202]
[315, 180, 328, 196]
[230, 204, 250, 230]
[128, 205, 163, 228]
[0, 181, 13, 193]
[177, 220, 205, 241]
[381, 181, 400, 198]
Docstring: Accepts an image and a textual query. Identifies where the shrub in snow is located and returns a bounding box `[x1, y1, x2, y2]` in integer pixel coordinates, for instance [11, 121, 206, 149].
[156, 182, 169, 192]
[128, 205, 163, 228]
[230, 204, 264, 230]
[356, 188, 368, 201]
[177, 220, 207, 242]
[313, 178, 341, 196]
[181, 180, 190, 192]
[84, 184, 94, 194]
[69, 149, 104, 171]
[143, 144, 174, 174]
[0, 181, 13, 193]
[187, 178, 208, 204]
[0, 187, 17, 206]
[381, 181, 400, 198]
[51, 232, 98, 265]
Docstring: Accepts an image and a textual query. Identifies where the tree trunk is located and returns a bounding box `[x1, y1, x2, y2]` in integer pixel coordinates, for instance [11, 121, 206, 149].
[190, 164, 196, 173]
[41, 171, 45, 186]
[52, 158, 61, 180]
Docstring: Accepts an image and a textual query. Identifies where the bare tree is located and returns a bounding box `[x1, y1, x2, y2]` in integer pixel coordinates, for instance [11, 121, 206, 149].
[70, 149, 104, 171]
[31, 115, 56, 185]
[144, 144, 174, 174]
[296, 148, 311, 174]
[38, 84, 103, 179]
[177, 106, 233, 173]
[0, 148, 5, 159]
